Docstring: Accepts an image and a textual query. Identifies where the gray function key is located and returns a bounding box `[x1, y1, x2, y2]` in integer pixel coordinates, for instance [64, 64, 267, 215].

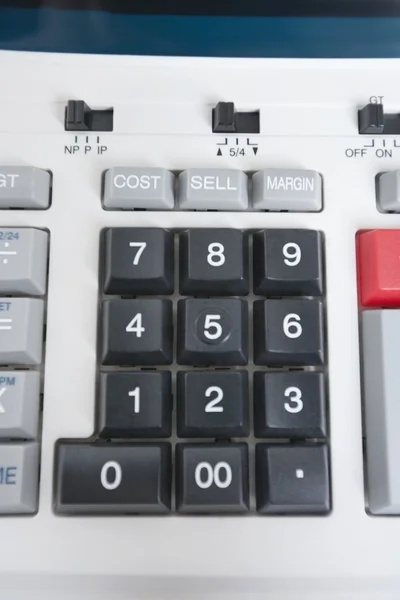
[0, 229, 48, 295]
[0, 298, 44, 365]
[252, 169, 322, 212]
[378, 171, 400, 211]
[179, 169, 248, 210]
[0, 372, 40, 440]
[0, 167, 50, 209]
[362, 309, 400, 514]
[0, 443, 39, 513]
[103, 167, 174, 210]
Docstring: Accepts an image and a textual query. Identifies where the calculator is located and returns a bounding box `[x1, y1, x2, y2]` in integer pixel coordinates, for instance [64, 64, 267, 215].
[3, 1, 400, 599]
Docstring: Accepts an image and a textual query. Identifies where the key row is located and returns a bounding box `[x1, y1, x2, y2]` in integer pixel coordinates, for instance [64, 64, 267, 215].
[103, 168, 322, 211]
[98, 370, 327, 439]
[54, 442, 330, 515]
[101, 298, 325, 367]
[103, 228, 324, 296]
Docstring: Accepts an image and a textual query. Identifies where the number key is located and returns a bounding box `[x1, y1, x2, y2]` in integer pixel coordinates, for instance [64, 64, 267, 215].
[98, 371, 172, 438]
[179, 229, 249, 295]
[176, 443, 249, 513]
[177, 298, 248, 366]
[103, 228, 174, 295]
[177, 371, 249, 438]
[253, 229, 323, 296]
[101, 299, 173, 365]
[254, 372, 327, 438]
[253, 299, 324, 366]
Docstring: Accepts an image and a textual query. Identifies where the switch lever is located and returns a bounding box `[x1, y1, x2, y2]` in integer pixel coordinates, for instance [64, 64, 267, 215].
[212, 102, 260, 134]
[64, 100, 114, 132]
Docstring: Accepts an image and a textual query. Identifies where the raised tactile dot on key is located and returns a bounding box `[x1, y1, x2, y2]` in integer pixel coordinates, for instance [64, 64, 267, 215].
[178, 169, 248, 210]
[103, 168, 175, 210]
[253, 229, 323, 296]
[252, 169, 322, 212]
[179, 229, 249, 295]
[103, 228, 174, 295]
[177, 298, 248, 366]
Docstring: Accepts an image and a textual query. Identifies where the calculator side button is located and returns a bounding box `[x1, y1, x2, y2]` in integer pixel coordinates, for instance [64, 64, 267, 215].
[0, 372, 40, 439]
[256, 444, 330, 514]
[0, 443, 39, 514]
[179, 169, 248, 210]
[0, 229, 48, 296]
[362, 309, 400, 514]
[377, 171, 400, 212]
[176, 443, 249, 514]
[54, 442, 172, 514]
[252, 169, 322, 212]
[103, 168, 175, 210]
[0, 167, 50, 209]
[0, 298, 44, 365]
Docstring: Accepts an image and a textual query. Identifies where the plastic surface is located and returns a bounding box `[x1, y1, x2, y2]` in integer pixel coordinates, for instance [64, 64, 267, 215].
[1, 50, 400, 599]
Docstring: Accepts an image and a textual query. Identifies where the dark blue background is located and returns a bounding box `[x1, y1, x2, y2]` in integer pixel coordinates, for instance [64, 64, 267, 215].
[1, 7, 400, 57]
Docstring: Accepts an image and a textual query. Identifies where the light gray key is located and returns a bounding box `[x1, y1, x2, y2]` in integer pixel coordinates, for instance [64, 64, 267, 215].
[103, 167, 174, 209]
[0, 167, 50, 209]
[0, 228, 48, 295]
[252, 169, 322, 211]
[179, 169, 248, 210]
[362, 309, 400, 514]
[377, 171, 400, 211]
[0, 443, 39, 513]
[0, 372, 40, 439]
[0, 298, 44, 365]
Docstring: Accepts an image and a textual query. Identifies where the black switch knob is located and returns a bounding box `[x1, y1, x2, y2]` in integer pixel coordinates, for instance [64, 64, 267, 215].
[212, 102, 236, 133]
[212, 102, 260, 134]
[358, 103, 385, 134]
[65, 100, 114, 132]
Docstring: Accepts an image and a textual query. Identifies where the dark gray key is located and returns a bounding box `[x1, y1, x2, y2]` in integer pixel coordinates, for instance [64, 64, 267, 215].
[253, 229, 323, 296]
[98, 371, 172, 438]
[177, 298, 248, 366]
[254, 371, 327, 439]
[179, 229, 249, 296]
[54, 442, 172, 514]
[176, 443, 249, 514]
[177, 371, 249, 438]
[256, 444, 330, 514]
[103, 228, 174, 295]
[101, 299, 173, 366]
[253, 299, 325, 366]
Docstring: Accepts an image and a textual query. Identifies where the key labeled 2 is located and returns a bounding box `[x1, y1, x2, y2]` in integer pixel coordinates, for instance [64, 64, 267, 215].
[101, 299, 173, 366]
[253, 299, 325, 366]
[175, 443, 249, 513]
[177, 371, 249, 438]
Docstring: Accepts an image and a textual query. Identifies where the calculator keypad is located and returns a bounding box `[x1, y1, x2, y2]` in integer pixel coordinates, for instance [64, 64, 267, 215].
[55, 227, 330, 515]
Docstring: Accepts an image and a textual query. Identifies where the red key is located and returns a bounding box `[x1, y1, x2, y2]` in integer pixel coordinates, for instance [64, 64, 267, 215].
[357, 229, 400, 307]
